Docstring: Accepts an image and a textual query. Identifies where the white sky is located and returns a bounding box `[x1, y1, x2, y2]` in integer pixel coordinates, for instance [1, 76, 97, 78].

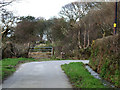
[4, 0, 119, 20]
[5, 0, 77, 19]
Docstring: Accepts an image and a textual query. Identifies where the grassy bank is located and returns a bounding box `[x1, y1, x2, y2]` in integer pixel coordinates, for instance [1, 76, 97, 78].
[61, 62, 106, 88]
[89, 35, 120, 87]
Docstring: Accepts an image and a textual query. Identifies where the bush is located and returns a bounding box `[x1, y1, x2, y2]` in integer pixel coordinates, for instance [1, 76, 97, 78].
[2, 42, 30, 59]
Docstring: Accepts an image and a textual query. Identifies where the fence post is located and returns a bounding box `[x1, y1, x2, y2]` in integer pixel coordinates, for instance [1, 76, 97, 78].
[52, 47, 54, 57]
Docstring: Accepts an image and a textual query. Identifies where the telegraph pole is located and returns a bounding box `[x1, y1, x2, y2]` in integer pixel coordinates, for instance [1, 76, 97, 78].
[114, 1, 118, 34]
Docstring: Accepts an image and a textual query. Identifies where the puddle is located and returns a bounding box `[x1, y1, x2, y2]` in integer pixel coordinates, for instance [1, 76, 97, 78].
[85, 65, 115, 88]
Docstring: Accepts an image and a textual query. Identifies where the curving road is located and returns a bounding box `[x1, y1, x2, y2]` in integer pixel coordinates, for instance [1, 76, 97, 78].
[2, 60, 89, 88]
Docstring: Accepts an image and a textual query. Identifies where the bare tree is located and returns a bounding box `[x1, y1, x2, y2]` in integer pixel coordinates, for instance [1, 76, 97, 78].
[59, 2, 100, 50]
[1, 9, 18, 40]
[14, 16, 37, 44]
[59, 2, 100, 22]
[0, 0, 17, 60]
[35, 17, 46, 42]
[0, 0, 16, 8]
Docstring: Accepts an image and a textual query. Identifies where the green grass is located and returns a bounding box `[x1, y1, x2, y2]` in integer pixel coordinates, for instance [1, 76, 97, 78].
[61, 62, 107, 88]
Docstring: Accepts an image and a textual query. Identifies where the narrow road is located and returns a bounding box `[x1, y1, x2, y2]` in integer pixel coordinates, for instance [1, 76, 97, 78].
[2, 60, 89, 88]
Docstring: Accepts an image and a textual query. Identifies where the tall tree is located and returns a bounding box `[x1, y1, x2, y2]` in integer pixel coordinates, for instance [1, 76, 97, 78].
[1, 9, 18, 41]
[59, 2, 100, 50]
[0, 0, 17, 60]
[35, 17, 46, 42]
[59, 2, 100, 22]
[14, 16, 37, 43]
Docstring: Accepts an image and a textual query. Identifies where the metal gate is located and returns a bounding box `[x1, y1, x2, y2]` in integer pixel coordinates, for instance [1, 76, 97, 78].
[28, 47, 54, 59]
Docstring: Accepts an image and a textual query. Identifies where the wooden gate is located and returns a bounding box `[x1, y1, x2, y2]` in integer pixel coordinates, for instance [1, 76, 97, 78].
[28, 47, 54, 59]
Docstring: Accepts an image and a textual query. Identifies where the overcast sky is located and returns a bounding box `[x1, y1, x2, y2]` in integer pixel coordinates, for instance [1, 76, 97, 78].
[5, 0, 77, 19]
[4, 0, 118, 20]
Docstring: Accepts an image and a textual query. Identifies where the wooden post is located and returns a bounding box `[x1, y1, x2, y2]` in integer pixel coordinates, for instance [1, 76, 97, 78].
[51, 47, 54, 57]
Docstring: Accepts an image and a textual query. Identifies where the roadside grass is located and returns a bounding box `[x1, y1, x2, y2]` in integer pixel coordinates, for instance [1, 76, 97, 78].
[61, 62, 107, 88]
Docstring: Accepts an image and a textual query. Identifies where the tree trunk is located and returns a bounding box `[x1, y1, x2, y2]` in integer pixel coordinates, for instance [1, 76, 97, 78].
[83, 30, 86, 49]
[78, 30, 82, 49]
[40, 34, 43, 42]
[87, 31, 90, 48]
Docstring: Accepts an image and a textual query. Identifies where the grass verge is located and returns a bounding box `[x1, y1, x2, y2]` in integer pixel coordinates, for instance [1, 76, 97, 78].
[61, 62, 107, 88]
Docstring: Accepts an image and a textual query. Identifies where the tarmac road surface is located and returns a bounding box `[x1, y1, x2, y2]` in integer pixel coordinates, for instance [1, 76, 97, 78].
[2, 60, 89, 88]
